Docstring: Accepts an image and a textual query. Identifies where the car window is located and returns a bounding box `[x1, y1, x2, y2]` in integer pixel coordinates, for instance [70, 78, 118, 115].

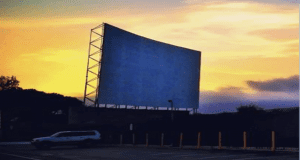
[71, 132, 81, 136]
[58, 132, 73, 137]
[75, 131, 95, 136]
[87, 131, 96, 135]
[56, 133, 66, 137]
[65, 132, 75, 137]
[78, 132, 88, 136]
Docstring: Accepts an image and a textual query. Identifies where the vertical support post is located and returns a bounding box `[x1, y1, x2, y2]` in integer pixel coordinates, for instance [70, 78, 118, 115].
[146, 133, 148, 147]
[249, 131, 252, 148]
[133, 133, 135, 146]
[180, 132, 183, 149]
[197, 132, 201, 149]
[243, 131, 247, 149]
[125, 105, 127, 109]
[218, 131, 222, 149]
[105, 104, 107, 108]
[271, 131, 275, 152]
[161, 133, 164, 147]
[120, 134, 123, 145]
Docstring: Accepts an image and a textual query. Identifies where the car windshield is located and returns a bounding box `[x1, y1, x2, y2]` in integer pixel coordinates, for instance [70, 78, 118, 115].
[51, 132, 61, 137]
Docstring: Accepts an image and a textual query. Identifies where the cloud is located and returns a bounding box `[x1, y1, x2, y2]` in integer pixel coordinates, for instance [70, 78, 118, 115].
[200, 86, 247, 105]
[199, 99, 299, 114]
[204, 55, 299, 77]
[283, 42, 299, 53]
[199, 25, 234, 35]
[246, 75, 299, 92]
[0, 17, 101, 28]
[248, 27, 299, 42]
[199, 85, 299, 114]
[198, 83, 299, 114]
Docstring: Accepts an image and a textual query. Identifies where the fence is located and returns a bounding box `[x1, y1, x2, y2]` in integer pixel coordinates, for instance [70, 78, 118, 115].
[100, 131, 298, 152]
[1, 127, 298, 152]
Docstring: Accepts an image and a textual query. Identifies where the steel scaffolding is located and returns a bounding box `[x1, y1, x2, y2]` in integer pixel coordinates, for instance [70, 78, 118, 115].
[83, 23, 104, 107]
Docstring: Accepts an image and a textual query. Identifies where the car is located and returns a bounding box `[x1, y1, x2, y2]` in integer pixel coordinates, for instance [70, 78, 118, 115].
[31, 130, 101, 149]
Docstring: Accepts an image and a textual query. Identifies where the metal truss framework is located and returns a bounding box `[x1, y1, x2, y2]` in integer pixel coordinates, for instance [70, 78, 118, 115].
[83, 23, 104, 107]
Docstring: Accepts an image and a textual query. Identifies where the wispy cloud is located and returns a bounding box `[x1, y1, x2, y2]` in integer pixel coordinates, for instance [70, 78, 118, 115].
[200, 86, 247, 104]
[246, 75, 299, 93]
[248, 27, 299, 42]
[199, 83, 299, 114]
[283, 42, 299, 53]
[0, 17, 101, 28]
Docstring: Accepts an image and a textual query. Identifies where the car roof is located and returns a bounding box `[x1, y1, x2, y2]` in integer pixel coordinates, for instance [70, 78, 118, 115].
[56, 130, 98, 133]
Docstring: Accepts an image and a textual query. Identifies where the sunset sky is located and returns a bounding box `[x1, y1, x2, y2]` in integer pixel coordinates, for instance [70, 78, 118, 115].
[1, 0, 299, 113]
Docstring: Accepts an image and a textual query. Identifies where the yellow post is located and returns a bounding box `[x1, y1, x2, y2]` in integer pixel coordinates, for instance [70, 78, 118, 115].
[197, 132, 201, 149]
[180, 132, 183, 149]
[218, 131, 222, 149]
[271, 131, 275, 152]
[243, 131, 247, 149]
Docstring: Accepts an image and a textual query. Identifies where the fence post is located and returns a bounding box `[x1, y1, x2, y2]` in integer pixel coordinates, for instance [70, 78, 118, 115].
[218, 131, 222, 150]
[146, 133, 148, 147]
[133, 133, 135, 146]
[180, 132, 183, 148]
[120, 134, 123, 145]
[271, 131, 275, 152]
[161, 133, 164, 147]
[197, 132, 201, 149]
[242, 131, 247, 149]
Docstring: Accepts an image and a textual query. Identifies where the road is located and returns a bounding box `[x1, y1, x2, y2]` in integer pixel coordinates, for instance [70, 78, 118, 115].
[0, 144, 298, 160]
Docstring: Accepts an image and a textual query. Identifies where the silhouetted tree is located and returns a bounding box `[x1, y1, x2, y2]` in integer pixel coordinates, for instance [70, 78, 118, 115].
[0, 75, 20, 91]
[236, 104, 265, 115]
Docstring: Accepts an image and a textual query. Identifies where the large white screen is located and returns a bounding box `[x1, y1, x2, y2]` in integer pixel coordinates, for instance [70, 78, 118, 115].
[98, 23, 200, 108]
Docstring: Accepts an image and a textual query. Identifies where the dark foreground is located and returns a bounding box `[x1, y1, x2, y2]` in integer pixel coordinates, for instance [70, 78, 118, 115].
[0, 144, 298, 160]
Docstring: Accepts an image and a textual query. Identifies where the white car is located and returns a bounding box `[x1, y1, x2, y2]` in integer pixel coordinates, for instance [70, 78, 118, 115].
[31, 130, 101, 149]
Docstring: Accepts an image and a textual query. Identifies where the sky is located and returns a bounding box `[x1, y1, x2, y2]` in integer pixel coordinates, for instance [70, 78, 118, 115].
[0, 0, 299, 114]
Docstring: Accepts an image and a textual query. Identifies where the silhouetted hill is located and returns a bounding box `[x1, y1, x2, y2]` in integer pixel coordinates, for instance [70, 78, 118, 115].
[0, 88, 82, 109]
[0, 88, 83, 133]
